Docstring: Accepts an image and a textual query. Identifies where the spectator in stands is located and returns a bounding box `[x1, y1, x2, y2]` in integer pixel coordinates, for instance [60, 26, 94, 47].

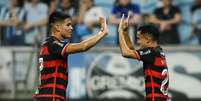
[23, 0, 48, 45]
[150, 0, 181, 45]
[57, 0, 77, 23]
[76, 0, 105, 40]
[135, 0, 159, 15]
[188, 0, 201, 44]
[0, 0, 26, 45]
[109, 0, 141, 44]
[40, 0, 59, 15]
[0, 4, 8, 45]
[134, 0, 159, 24]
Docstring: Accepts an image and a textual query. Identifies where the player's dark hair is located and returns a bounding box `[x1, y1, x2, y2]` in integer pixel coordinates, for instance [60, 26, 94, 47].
[47, 12, 71, 36]
[49, 12, 71, 26]
[137, 25, 159, 41]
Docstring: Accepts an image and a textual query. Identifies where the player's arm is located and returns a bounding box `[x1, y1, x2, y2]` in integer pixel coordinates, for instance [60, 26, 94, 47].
[118, 14, 140, 59]
[66, 17, 108, 54]
[123, 13, 134, 49]
[123, 30, 134, 49]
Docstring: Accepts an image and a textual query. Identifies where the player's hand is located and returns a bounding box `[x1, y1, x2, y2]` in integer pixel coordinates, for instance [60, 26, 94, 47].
[118, 13, 130, 33]
[99, 17, 108, 35]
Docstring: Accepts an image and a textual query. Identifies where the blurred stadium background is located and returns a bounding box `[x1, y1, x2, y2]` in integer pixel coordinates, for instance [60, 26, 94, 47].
[0, 0, 201, 101]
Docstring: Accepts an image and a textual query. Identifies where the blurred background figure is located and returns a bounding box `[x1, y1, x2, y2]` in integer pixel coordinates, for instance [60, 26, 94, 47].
[150, 0, 181, 45]
[23, 0, 48, 46]
[57, 0, 77, 22]
[0, 0, 25, 46]
[76, 0, 105, 40]
[0, 0, 11, 45]
[133, 0, 159, 24]
[109, 0, 141, 45]
[42, 0, 59, 15]
[188, 0, 201, 44]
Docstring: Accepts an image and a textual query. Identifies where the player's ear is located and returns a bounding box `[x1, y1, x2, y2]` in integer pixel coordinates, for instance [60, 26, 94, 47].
[55, 24, 61, 32]
[146, 38, 151, 44]
[146, 40, 150, 44]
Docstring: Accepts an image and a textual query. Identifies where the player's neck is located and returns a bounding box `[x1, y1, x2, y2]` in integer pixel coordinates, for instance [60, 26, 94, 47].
[51, 32, 64, 41]
[147, 42, 158, 48]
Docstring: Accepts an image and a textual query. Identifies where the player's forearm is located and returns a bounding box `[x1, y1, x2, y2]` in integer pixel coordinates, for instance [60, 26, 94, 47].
[81, 31, 106, 51]
[123, 31, 134, 49]
[119, 31, 140, 59]
[119, 31, 131, 56]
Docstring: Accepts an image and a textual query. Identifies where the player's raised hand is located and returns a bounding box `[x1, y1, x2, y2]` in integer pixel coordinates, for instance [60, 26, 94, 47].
[118, 13, 130, 33]
[118, 14, 125, 33]
[99, 17, 108, 35]
[126, 11, 131, 26]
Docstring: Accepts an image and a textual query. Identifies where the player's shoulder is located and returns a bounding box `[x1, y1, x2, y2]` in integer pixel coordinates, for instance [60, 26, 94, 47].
[41, 36, 54, 46]
[138, 46, 164, 56]
[153, 46, 165, 56]
[138, 48, 152, 56]
[51, 36, 70, 47]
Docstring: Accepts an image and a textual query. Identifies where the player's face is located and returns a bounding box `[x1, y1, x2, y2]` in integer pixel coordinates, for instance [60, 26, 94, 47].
[136, 31, 150, 48]
[60, 18, 73, 39]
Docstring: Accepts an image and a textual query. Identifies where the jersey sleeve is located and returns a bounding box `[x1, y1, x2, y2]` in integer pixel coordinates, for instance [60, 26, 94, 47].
[174, 6, 181, 14]
[111, 6, 118, 14]
[136, 48, 156, 63]
[49, 41, 69, 57]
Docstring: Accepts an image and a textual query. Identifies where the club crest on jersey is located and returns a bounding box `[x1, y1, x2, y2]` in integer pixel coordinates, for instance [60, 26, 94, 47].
[139, 50, 151, 56]
[160, 52, 165, 56]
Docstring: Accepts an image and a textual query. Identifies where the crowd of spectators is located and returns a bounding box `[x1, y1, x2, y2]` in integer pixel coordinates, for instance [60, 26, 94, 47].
[0, 0, 200, 46]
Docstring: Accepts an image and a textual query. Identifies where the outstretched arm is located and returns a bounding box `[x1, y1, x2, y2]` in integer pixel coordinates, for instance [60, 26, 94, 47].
[123, 13, 134, 49]
[66, 17, 108, 54]
[118, 14, 140, 59]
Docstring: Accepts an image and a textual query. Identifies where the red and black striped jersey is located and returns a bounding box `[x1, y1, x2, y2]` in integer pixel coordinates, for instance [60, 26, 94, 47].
[33, 36, 69, 101]
[133, 46, 169, 101]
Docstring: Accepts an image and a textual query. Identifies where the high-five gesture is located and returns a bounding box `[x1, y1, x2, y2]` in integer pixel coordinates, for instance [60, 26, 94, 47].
[118, 12, 136, 57]
[65, 16, 108, 54]
[99, 17, 108, 35]
[118, 13, 130, 33]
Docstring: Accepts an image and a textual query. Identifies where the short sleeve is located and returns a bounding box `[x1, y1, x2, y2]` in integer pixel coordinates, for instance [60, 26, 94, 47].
[49, 41, 69, 57]
[153, 8, 160, 15]
[132, 4, 140, 14]
[173, 6, 181, 14]
[136, 48, 156, 63]
[111, 6, 118, 14]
